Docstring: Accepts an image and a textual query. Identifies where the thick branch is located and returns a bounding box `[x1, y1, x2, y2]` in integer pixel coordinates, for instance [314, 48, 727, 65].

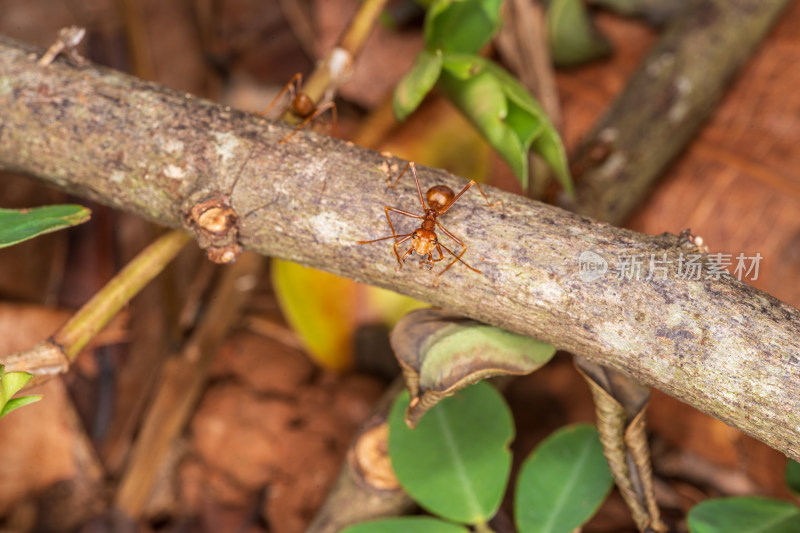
[562, 0, 791, 225]
[0, 35, 798, 461]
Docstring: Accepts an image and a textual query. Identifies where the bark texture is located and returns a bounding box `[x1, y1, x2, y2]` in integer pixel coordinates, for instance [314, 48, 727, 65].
[562, 0, 791, 225]
[0, 35, 798, 461]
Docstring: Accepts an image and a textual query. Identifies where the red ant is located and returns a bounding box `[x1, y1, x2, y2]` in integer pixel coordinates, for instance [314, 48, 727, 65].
[358, 162, 501, 285]
[261, 73, 338, 143]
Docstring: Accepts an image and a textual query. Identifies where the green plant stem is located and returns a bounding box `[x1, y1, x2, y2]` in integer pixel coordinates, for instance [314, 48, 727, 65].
[53, 230, 190, 360]
[473, 520, 496, 533]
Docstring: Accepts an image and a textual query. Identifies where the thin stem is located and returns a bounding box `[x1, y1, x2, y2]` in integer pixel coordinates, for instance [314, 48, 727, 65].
[473, 520, 496, 533]
[52, 230, 191, 360]
[290, 0, 389, 109]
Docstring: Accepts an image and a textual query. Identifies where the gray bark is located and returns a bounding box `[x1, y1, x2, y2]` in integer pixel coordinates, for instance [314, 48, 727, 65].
[562, 0, 791, 225]
[0, 34, 798, 461]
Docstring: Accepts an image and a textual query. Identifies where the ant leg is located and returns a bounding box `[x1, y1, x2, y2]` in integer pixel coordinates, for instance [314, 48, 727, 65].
[278, 101, 338, 144]
[327, 102, 339, 138]
[385, 206, 423, 239]
[356, 233, 411, 245]
[438, 180, 502, 216]
[432, 245, 446, 263]
[357, 234, 412, 268]
[435, 223, 480, 273]
[434, 242, 481, 286]
[260, 73, 302, 119]
[392, 234, 413, 265]
[436, 222, 466, 248]
[387, 162, 426, 212]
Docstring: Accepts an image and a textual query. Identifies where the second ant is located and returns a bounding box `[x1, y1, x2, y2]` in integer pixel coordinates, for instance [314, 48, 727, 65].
[358, 162, 501, 286]
[261, 73, 338, 143]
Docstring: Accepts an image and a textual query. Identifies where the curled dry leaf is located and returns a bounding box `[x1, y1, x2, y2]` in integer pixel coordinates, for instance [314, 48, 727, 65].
[574, 355, 667, 533]
[390, 308, 555, 427]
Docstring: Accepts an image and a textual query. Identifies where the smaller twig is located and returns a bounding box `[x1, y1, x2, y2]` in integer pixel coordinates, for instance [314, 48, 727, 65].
[495, 0, 561, 130]
[0, 230, 190, 381]
[495, 0, 562, 198]
[278, 0, 317, 60]
[114, 251, 265, 517]
[37, 26, 86, 67]
[54, 230, 191, 361]
[300, 0, 389, 106]
[118, 0, 156, 79]
[242, 315, 304, 351]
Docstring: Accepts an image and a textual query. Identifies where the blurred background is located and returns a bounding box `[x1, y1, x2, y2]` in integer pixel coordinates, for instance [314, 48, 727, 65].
[0, 0, 798, 531]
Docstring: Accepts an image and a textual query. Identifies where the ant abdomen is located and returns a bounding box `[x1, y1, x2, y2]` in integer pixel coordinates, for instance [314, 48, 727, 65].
[426, 185, 454, 212]
[292, 93, 316, 118]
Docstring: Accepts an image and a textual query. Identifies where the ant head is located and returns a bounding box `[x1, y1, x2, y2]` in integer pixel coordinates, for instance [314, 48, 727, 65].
[426, 185, 454, 211]
[412, 229, 438, 255]
[292, 93, 316, 118]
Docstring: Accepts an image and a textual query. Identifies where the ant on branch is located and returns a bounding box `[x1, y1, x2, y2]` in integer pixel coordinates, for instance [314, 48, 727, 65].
[358, 162, 501, 285]
[261, 73, 338, 143]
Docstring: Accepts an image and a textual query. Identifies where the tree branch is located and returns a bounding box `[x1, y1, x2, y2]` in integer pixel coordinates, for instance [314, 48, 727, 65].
[1, 34, 798, 461]
[562, 0, 791, 224]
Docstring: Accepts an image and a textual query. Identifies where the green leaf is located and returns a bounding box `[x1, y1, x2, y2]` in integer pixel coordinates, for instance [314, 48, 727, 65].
[688, 497, 800, 533]
[342, 517, 470, 533]
[394, 50, 443, 121]
[425, 0, 503, 54]
[438, 54, 573, 193]
[0, 366, 41, 419]
[515, 424, 614, 533]
[439, 63, 527, 183]
[788, 459, 800, 498]
[546, 0, 612, 67]
[390, 309, 555, 426]
[0, 366, 33, 402]
[0, 205, 91, 249]
[0, 395, 42, 418]
[388, 382, 514, 525]
[477, 58, 574, 194]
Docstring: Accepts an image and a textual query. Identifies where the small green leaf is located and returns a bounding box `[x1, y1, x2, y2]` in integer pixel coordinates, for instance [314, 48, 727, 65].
[438, 54, 573, 192]
[0, 395, 42, 418]
[478, 59, 574, 194]
[0, 366, 41, 419]
[389, 382, 514, 525]
[342, 517, 470, 533]
[788, 459, 800, 498]
[0, 367, 33, 401]
[546, 0, 612, 66]
[515, 424, 614, 533]
[439, 64, 527, 182]
[394, 50, 443, 121]
[687, 497, 800, 533]
[425, 0, 503, 54]
[0, 205, 91, 249]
